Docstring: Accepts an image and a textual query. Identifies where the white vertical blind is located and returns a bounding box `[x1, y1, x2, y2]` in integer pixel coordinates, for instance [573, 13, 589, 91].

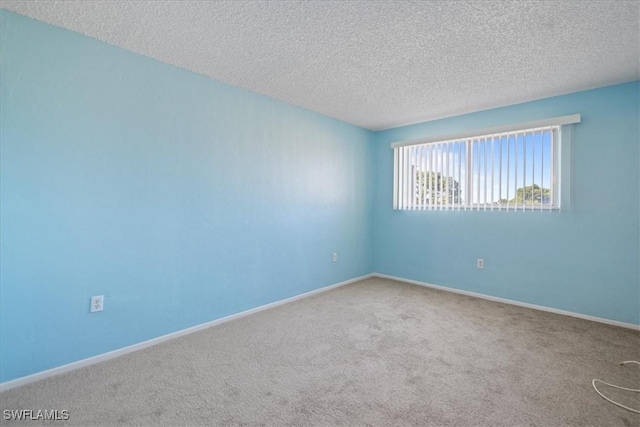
[457, 142, 462, 210]
[392, 124, 563, 211]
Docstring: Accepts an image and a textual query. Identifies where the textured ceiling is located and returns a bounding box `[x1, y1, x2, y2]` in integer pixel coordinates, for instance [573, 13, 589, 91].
[2, 1, 639, 130]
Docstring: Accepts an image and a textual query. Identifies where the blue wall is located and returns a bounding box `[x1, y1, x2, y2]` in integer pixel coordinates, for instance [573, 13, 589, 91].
[2, 9, 639, 385]
[373, 82, 640, 325]
[0, 11, 374, 383]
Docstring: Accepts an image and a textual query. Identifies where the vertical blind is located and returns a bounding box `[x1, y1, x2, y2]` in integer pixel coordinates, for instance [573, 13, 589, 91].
[393, 125, 561, 211]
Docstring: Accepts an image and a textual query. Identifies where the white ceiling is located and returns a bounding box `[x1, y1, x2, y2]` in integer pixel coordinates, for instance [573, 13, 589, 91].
[2, 1, 639, 131]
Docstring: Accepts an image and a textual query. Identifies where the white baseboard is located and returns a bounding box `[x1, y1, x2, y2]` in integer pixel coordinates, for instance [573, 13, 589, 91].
[0, 273, 374, 392]
[373, 273, 640, 331]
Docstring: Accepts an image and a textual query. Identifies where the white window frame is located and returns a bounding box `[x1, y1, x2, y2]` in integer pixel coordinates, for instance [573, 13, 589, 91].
[391, 114, 580, 211]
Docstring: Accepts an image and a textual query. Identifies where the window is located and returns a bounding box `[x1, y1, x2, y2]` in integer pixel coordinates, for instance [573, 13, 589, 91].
[392, 115, 580, 211]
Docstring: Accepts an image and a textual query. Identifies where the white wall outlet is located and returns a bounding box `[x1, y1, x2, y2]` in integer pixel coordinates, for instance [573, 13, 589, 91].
[91, 295, 104, 313]
[332, 252, 338, 262]
[477, 259, 484, 269]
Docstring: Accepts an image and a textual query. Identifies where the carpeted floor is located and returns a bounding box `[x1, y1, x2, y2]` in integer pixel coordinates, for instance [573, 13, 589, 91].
[1, 277, 639, 426]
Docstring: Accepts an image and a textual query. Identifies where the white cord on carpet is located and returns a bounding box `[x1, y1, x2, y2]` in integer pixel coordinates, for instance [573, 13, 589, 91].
[592, 361, 640, 414]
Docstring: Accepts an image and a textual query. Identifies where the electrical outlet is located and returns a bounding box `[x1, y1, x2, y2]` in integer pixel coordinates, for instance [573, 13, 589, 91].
[477, 259, 484, 269]
[91, 295, 104, 313]
[332, 252, 338, 262]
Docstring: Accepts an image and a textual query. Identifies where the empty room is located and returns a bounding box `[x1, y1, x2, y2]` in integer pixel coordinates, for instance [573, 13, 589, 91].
[1, 1, 639, 426]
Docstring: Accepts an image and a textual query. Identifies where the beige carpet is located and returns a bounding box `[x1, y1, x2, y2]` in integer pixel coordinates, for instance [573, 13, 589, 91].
[1, 277, 639, 426]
